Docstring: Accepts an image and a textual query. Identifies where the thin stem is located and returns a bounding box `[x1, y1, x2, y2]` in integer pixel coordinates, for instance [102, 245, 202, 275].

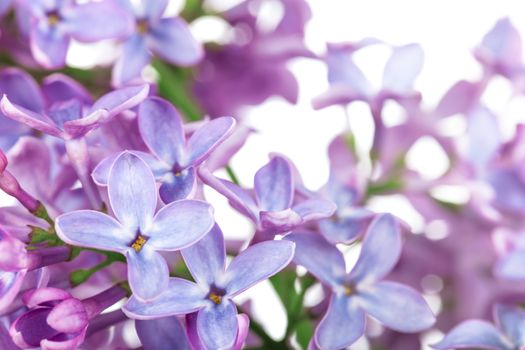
[225, 164, 240, 185]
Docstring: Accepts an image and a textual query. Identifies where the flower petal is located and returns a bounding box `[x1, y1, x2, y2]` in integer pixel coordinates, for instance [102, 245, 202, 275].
[22, 287, 71, 308]
[55, 210, 131, 252]
[495, 250, 525, 280]
[494, 304, 525, 347]
[224, 240, 295, 297]
[126, 247, 169, 301]
[233, 314, 250, 350]
[184, 117, 235, 167]
[41, 73, 92, 105]
[123, 278, 207, 319]
[135, 317, 190, 350]
[182, 224, 226, 287]
[159, 168, 196, 202]
[315, 294, 365, 350]
[433, 80, 480, 118]
[62, 108, 109, 138]
[382, 44, 423, 93]
[108, 152, 157, 232]
[0, 95, 62, 137]
[30, 25, 69, 69]
[61, 1, 133, 42]
[47, 298, 88, 333]
[112, 34, 151, 87]
[292, 199, 337, 222]
[319, 209, 374, 244]
[254, 155, 294, 212]
[197, 300, 238, 350]
[432, 320, 511, 350]
[285, 232, 346, 287]
[138, 97, 185, 166]
[348, 214, 402, 284]
[0, 68, 45, 114]
[147, 17, 203, 66]
[146, 200, 214, 250]
[358, 281, 435, 332]
[0, 271, 27, 311]
[90, 84, 149, 119]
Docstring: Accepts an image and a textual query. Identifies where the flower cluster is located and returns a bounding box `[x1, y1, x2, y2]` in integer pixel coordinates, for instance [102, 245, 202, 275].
[0, 0, 523, 349]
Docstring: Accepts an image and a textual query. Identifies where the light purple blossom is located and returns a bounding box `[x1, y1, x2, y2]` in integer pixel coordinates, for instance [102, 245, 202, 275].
[286, 214, 435, 349]
[123, 224, 294, 349]
[55, 152, 215, 300]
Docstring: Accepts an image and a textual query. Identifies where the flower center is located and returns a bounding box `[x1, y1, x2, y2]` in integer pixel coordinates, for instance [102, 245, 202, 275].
[131, 235, 147, 252]
[47, 11, 60, 26]
[209, 292, 222, 305]
[343, 284, 355, 296]
[137, 20, 148, 34]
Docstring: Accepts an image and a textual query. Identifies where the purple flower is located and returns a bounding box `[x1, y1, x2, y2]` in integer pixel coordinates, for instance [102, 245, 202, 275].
[123, 224, 295, 350]
[135, 317, 191, 350]
[92, 97, 235, 202]
[286, 214, 435, 349]
[55, 152, 215, 300]
[19, 0, 133, 69]
[186, 312, 250, 350]
[433, 304, 525, 350]
[0, 84, 149, 140]
[112, 0, 203, 86]
[199, 155, 336, 237]
[9, 285, 126, 350]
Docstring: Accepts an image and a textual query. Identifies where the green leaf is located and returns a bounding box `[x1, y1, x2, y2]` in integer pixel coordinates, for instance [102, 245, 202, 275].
[295, 318, 314, 350]
[270, 269, 298, 310]
[70, 269, 92, 287]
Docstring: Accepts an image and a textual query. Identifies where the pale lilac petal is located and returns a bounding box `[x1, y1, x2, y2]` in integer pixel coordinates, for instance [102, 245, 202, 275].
[136, 317, 190, 350]
[138, 97, 185, 166]
[477, 17, 522, 68]
[495, 250, 525, 279]
[46, 298, 88, 333]
[197, 300, 238, 350]
[47, 100, 82, 128]
[433, 80, 480, 118]
[90, 84, 149, 119]
[22, 287, 71, 308]
[254, 156, 293, 212]
[182, 224, 226, 287]
[382, 44, 424, 93]
[0, 68, 45, 113]
[55, 210, 131, 252]
[315, 294, 365, 350]
[494, 304, 525, 346]
[465, 106, 501, 172]
[61, 1, 133, 42]
[0, 95, 62, 137]
[432, 320, 511, 350]
[184, 117, 236, 167]
[292, 199, 337, 222]
[146, 200, 214, 250]
[108, 152, 156, 232]
[42, 73, 92, 105]
[233, 314, 249, 350]
[326, 44, 374, 96]
[285, 232, 346, 287]
[348, 214, 402, 284]
[126, 247, 169, 301]
[63, 108, 110, 138]
[92, 151, 169, 186]
[147, 17, 203, 66]
[159, 168, 196, 202]
[112, 34, 151, 87]
[0, 270, 27, 311]
[30, 25, 69, 69]
[259, 208, 302, 233]
[312, 86, 365, 110]
[224, 240, 295, 297]
[123, 278, 207, 319]
[358, 281, 435, 332]
[319, 209, 374, 244]
[206, 124, 254, 172]
[143, 0, 168, 20]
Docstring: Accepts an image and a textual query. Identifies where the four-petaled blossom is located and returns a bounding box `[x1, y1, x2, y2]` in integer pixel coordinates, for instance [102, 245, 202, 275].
[0, 84, 149, 140]
[286, 214, 435, 350]
[123, 224, 295, 350]
[55, 152, 215, 300]
[199, 155, 336, 237]
[433, 304, 525, 350]
[93, 97, 235, 202]
[19, 0, 134, 69]
[112, 0, 203, 86]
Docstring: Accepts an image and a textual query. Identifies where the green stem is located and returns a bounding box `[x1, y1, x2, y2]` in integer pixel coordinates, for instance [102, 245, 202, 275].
[225, 164, 240, 185]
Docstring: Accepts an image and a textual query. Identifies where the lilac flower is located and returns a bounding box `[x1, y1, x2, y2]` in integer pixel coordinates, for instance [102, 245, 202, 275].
[123, 224, 295, 349]
[135, 317, 191, 350]
[286, 214, 435, 349]
[92, 97, 235, 202]
[19, 0, 133, 69]
[199, 155, 336, 237]
[0, 147, 39, 212]
[112, 0, 203, 86]
[9, 285, 126, 350]
[186, 313, 250, 350]
[433, 304, 525, 350]
[55, 152, 215, 300]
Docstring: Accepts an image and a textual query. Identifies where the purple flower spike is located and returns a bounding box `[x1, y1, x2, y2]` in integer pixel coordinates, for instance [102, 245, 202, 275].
[286, 214, 435, 350]
[0, 84, 149, 139]
[21, 0, 134, 69]
[56, 152, 215, 301]
[123, 224, 295, 350]
[199, 155, 336, 236]
[112, 0, 203, 86]
[432, 304, 525, 350]
[93, 97, 235, 202]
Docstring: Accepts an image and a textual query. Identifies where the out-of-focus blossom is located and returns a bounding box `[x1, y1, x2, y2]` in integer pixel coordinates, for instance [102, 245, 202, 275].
[112, 0, 203, 86]
[123, 224, 294, 350]
[287, 214, 435, 350]
[56, 152, 215, 300]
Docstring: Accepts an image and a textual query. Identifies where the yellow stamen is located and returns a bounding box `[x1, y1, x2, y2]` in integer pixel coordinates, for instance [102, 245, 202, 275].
[48, 14, 60, 26]
[137, 21, 148, 34]
[344, 285, 354, 296]
[131, 235, 147, 252]
[209, 292, 222, 305]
